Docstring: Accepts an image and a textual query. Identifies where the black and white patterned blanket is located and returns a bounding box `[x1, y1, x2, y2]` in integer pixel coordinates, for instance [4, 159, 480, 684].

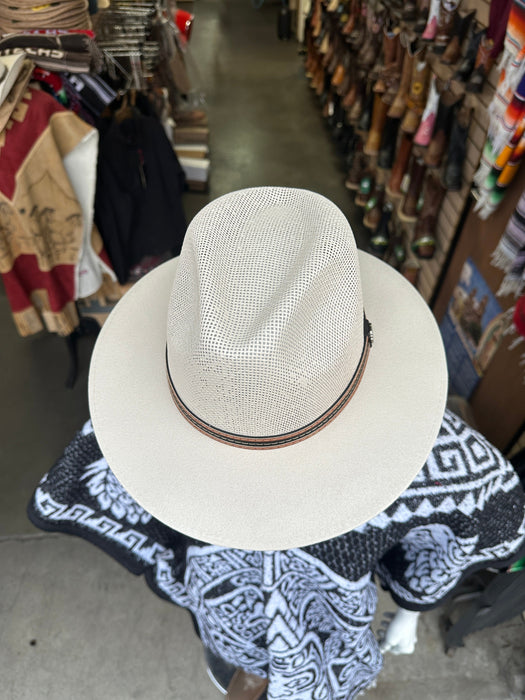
[28, 410, 525, 700]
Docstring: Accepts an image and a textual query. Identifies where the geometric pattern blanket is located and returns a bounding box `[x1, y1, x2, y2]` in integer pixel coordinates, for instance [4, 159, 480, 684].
[27, 410, 525, 700]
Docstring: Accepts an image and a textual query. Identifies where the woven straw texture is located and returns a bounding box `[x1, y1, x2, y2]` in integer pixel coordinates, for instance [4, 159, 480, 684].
[167, 188, 364, 437]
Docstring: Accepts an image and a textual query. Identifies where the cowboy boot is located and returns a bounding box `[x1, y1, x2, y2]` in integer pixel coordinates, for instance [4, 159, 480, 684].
[414, 74, 440, 148]
[363, 184, 386, 229]
[373, 27, 401, 94]
[377, 116, 401, 170]
[386, 133, 413, 199]
[385, 219, 407, 269]
[411, 174, 446, 258]
[347, 82, 365, 124]
[356, 86, 374, 134]
[401, 55, 431, 135]
[453, 25, 484, 83]
[355, 173, 375, 207]
[341, 0, 360, 36]
[343, 80, 358, 109]
[466, 34, 495, 93]
[364, 94, 390, 155]
[345, 148, 368, 190]
[402, 0, 418, 22]
[382, 40, 406, 105]
[414, 0, 430, 34]
[387, 41, 415, 118]
[434, 0, 461, 53]
[424, 87, 463, 168]
[358, 31, 382, 73]
[369, 201, 394, 256]
[399, 156, 427, 221]
[421, 0, 441, 41]
[441, 10, 476, 65]
[443, 98, 473, 190]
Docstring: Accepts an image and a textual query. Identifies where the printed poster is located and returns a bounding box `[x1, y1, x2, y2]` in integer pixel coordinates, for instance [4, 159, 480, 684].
[440, 258, 504, 399]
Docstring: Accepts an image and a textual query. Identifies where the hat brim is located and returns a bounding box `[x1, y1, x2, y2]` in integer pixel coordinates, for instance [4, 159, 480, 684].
[89, 252, 447, 550]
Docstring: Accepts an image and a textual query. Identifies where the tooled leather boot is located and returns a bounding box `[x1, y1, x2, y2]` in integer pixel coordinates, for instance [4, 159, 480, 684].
[424, 87, 462, 167]
[399, 156, 427, 221]
[382, 40, 406, 105]
[441, 10, 476, 65]
[443, 98, 473, 190]
[364, 93, 390, 155]
[411, 174, 446, 258]
[400, 54, 431, 135]
[414, 0, 430, 34]
[386, 133, 413, 199]
[466, 34, 495, 93]
[373, 27, 401, 94]
[434, 0, 461, 53]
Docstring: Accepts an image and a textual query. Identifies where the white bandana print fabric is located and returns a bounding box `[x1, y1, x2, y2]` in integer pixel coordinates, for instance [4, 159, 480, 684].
[28, 411, 525, 700]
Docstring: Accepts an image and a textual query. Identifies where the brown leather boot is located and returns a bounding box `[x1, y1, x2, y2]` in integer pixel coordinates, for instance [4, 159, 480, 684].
[382, 41, 406, 104]
[387, 45, 414, 119]
[399, 156, 427, 221]
[342, 80, 358, 109]
[400, 55, 431, 135]
[440, 10, 476, 65]
[411, 174, 446, 258]
[373, 27, 401, 91]
[434, 0, 461, 52]
[363, 184, 386, 229]
[386, 133, 413, 199]
[345, 149, 368, 190]
[364, 94, 390, 155]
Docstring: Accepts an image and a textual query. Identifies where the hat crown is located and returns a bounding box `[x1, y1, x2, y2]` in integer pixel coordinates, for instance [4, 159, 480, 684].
[167, 187, 365, 438]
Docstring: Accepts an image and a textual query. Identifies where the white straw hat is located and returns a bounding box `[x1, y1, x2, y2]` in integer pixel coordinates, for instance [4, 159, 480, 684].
[89, 187, 447, 550]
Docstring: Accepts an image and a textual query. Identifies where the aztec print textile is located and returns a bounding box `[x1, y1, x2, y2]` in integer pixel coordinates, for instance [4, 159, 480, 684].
[28, 411, 525, 700]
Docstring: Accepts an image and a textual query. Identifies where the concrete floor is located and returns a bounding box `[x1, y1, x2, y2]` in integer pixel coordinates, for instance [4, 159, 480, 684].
[1, 0, 524, 698]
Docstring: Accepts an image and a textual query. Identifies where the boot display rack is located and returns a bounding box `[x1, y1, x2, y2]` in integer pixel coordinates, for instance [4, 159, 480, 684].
[305, 0, 498, 302]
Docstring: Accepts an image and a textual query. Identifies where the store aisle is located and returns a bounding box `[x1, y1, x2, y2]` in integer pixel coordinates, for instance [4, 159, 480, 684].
[181, 0, 362, 223]
[1, 2, 524, 699]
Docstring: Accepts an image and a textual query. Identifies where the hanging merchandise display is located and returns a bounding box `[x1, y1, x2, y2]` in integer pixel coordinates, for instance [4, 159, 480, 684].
[474, 0, 525, 219]
[0, 58, 116, 337]
[303, 0, 525, 303]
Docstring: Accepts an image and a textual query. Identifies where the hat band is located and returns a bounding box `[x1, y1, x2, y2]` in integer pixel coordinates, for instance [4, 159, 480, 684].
[166, 317, 373, 450]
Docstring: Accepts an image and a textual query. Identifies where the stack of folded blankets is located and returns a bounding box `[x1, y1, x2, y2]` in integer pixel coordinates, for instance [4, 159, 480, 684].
[0, 31, 102, 73]
[172, 107, 210, 192]
[0, 0, 92, 35]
